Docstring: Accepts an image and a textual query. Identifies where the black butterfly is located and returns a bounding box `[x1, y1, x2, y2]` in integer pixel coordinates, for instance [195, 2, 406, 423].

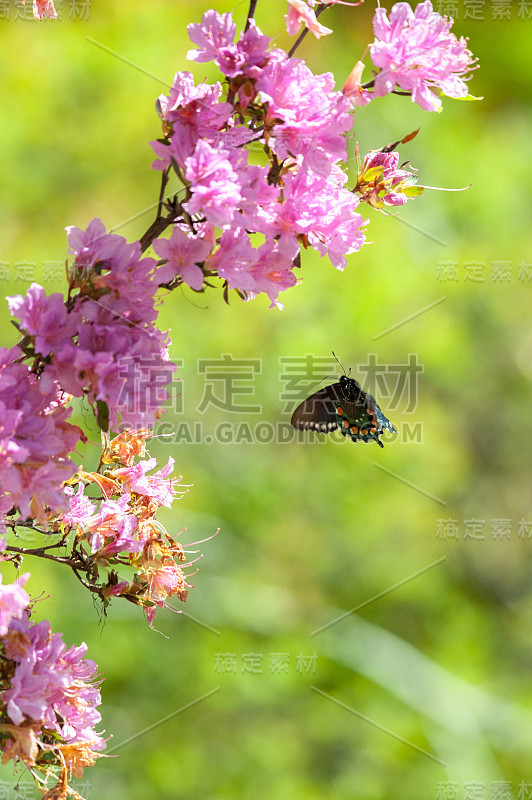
[291, 370, 396, 449]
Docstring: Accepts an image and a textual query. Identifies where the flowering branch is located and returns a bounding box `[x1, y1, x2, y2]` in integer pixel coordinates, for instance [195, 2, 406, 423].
[1, 1, 480, 797]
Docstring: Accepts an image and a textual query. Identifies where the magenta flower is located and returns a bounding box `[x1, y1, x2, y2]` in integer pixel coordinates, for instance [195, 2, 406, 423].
[153, 226, 212, 291]
[66, 217, 123, 272]
[370, 1, 476, 111]
[207, 229, 262, 294]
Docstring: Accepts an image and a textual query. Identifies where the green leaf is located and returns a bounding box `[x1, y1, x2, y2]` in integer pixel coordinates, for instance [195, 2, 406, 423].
[403, 186, 425, 197]
[363, 166, 384, 182]
[455, 93, 484, 102]
[96, 399, 110, 432]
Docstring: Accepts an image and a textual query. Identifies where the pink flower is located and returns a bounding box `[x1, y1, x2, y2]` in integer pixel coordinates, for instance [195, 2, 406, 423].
[66, 219, 167, 323]
[247, 241, 299, 308]
[111, 456, 178, 509]
[66, 217, 123, 272]
[256, 57, 352, 175]
[22, 0, 57, 19]
[207, 230, 298, 307]
[0, 346, 82, 524]
[370, 1, 476, 111]
[3, 614, 104, 752]
[0, 574, 30, 636]
[343, 61, 372, 107]
[143, 561, 190, 626]
[187, 11, 270, 79]
[356, 150, 422, 207]
[61, 484, 97, 527]
[285, 1, 333, 39]
[207, 229, 261, 293]
[6, 220, 179, 433]
[7, 283, 77, 358]
[184, 140, 242, 227]
[187, 10, 236, 64]
[84, 495, 143, 556]
[152, 73, 232, 170]
[153, 226, 212, 291]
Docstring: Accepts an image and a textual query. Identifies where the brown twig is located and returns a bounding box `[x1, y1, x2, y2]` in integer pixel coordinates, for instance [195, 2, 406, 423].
[245, 0, 259, 32]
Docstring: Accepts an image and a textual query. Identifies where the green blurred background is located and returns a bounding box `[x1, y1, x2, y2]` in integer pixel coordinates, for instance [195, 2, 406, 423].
[1, 1, 532, 798]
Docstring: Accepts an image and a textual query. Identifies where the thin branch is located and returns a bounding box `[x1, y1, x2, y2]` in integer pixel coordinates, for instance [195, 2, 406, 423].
[4, 545, 78, 566]
[245, 0, 259, 32]
[361, 78, 411, 98]
[71, 568, 105, 597]
[139, 214, 174, 252]
[6, 519, 50, 536]
[157, 167, 171, 218]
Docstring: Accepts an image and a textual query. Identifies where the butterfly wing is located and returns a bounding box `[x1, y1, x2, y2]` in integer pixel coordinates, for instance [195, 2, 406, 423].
[339, 387, 396, 448]
[291, 383, 344, 434]
[365, 392, 397, 434]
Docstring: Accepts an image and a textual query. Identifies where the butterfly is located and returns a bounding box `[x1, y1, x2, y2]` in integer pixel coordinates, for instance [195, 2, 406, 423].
[291, 363, 396, 448]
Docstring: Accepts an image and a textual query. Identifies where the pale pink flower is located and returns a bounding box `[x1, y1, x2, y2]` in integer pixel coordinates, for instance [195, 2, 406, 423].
[285, 0, 333, 39]
[0, 574, 30, 636]
[343, 61, 372, 107]
[61, 484, 97, 527]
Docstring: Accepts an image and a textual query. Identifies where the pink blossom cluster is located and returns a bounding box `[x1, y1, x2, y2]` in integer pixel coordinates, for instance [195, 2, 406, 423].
[8, 219, 176, 434]
[149, 2, 476, 306]
[150, 9, 367, 307]
[370, 1, 476, 111]
[0, 574, 104, 779]
[0, 346, 84, 529]
[60, 430, 193, 625]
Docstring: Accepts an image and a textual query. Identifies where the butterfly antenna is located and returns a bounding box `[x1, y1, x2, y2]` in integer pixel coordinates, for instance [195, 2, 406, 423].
[332, 351, 347, 376]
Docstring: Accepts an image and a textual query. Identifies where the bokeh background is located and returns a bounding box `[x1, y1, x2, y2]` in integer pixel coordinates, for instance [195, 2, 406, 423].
[1, 1, 532, 798]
